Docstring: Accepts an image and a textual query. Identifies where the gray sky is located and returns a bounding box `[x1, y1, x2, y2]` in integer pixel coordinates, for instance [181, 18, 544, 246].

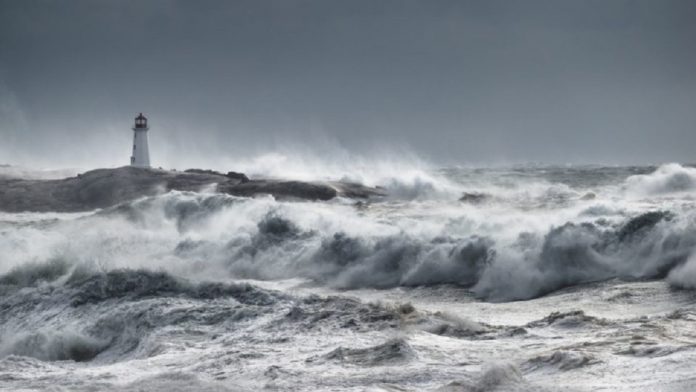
[1, 0, 695, 169]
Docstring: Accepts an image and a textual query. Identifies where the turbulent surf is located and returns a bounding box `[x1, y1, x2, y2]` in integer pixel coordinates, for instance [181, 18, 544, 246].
[2, 163, 696, 391]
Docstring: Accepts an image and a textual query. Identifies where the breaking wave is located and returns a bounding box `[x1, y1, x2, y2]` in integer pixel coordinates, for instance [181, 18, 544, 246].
[624, 163, 696, 196]
[3, 163, 696, 307]
[524, 350, 597, 371]
[0, 265, 285, 362]
[192, 205, 696, 300]
[437, 362, 534, 392]
[0, 330, 109, 362]
[4, 162, 696, 390]
[309, 338, 415, 366]
[225, 152, 465, 200]
[0, 262, 412, 364]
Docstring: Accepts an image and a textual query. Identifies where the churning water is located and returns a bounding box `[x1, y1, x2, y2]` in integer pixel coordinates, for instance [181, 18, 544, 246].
[2, 163, 696, 391]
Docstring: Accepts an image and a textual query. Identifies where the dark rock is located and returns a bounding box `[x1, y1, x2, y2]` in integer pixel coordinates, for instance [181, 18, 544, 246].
[226, 171, 250, 183]
[459, 192, 490, 204]
[184, 168, 226, 176]
[0, 166, 385, 212]
[580, 192, 596, 200]
[218, 180, 337, 201]
[329, 181, 386, 199]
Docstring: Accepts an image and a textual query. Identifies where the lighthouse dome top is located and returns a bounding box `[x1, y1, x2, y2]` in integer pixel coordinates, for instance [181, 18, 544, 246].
[134, 113, 148, 129]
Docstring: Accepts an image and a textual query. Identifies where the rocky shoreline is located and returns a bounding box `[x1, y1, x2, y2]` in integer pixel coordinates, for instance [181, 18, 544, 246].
[0, 166, 385, 212]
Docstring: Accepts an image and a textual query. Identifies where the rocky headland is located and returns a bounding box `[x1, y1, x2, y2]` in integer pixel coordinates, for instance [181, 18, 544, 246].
[0, 166, 385, 212]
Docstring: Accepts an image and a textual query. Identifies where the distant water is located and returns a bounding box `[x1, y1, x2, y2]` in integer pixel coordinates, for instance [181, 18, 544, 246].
[2, 163, 696, 391]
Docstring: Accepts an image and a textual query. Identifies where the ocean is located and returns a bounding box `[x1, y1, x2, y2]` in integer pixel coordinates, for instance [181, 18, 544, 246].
[2, 163, 696, 391]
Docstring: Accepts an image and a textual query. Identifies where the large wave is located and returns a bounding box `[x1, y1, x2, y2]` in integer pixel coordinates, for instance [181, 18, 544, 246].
[0, 262, 410, 364]
[2, 163, 696, 305]
[217, 151, 465, 200]
[0, 265, 285, 362]
[623, 163, 696, 196]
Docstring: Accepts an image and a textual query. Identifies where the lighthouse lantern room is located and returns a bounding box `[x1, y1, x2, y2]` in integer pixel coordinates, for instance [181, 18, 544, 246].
[130, 113, 151, 168]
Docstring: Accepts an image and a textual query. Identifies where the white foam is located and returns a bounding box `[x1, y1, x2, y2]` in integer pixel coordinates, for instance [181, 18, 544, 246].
[624, 163, 696, 196]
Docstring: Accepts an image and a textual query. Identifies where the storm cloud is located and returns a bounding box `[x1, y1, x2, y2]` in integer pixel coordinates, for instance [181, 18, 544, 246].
[1, 0, 695, 169]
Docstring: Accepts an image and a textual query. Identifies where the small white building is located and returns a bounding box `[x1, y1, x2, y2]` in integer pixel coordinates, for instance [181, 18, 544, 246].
[130, 113, 150, 168]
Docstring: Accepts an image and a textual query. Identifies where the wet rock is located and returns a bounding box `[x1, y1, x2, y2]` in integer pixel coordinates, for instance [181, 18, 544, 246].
[580, 192, 596, 200]
[218, 180, 338, 201]
[0, 166, 385, 212]
[184, 168, 226, 176]
[225, 171, 249, 183]
[459, 192, 490, 204]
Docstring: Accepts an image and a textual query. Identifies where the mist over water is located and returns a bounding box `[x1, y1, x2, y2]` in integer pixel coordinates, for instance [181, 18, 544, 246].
[4, 160, 696, 297]
[2, 158, 696, 390]
[3, 0, 696, 389]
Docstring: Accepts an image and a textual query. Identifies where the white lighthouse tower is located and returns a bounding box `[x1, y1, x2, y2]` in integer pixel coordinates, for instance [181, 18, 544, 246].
[130, 113, 150, 167]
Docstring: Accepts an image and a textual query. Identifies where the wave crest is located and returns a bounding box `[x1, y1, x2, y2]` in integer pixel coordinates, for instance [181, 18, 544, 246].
[624, 163, 696, 196]
[0, 330, 109, 362]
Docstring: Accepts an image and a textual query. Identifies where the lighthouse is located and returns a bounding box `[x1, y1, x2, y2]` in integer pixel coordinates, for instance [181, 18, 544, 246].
[130, 113, 150, 167]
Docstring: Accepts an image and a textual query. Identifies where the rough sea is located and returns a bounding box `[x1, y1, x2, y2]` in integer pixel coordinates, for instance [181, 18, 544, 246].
[2, 162, 696, 391]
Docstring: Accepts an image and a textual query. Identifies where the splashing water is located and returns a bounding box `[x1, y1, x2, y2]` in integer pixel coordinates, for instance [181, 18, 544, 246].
[2, 163, 696, 391]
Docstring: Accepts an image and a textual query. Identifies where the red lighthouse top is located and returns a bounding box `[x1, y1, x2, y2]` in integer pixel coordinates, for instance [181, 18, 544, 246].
[134, 113, 148, 129]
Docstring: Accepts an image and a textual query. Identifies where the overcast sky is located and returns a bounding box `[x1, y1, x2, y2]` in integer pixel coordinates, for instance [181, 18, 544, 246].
[1, 0, 695, 169]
